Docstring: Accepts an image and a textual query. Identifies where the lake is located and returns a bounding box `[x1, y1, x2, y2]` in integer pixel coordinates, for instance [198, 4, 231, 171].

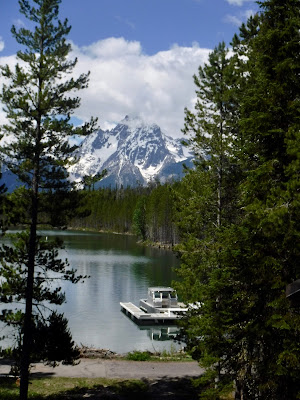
[1, 229, 182, 354]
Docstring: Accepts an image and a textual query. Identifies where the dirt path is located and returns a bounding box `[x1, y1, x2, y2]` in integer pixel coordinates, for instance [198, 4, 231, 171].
[1, 358, 205, 399]
[0, 358, 203, 379]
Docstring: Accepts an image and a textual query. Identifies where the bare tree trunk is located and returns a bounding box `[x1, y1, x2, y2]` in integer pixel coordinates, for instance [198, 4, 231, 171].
[19, 191, 38, 400]
[20, 113, 41, 399]
[235, 380, 242, 400]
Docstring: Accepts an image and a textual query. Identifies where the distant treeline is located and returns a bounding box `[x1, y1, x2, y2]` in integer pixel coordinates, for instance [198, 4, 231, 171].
[70, 181, 180, 245]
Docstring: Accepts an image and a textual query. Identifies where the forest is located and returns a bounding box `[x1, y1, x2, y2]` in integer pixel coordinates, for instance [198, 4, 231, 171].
[69, 182, 180, 245]
[171, 1, 300, 399]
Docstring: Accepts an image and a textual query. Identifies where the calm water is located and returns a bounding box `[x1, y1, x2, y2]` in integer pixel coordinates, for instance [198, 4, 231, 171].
[12, 230, 182, 354]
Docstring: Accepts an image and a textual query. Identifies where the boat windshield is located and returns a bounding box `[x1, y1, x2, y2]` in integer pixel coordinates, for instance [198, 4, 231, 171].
[152, 289, 177, 299]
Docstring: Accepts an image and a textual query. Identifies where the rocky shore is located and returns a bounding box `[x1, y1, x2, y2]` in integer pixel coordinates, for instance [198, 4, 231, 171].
[79, 346, 121, 359]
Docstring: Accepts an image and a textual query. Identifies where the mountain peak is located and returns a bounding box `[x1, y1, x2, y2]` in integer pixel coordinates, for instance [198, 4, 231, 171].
[120, 114, 151, 131]
[68, 116, 193, 188]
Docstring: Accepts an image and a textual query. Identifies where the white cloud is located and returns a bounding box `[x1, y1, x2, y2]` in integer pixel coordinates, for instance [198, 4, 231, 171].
[0, 54, 26, 126]
[243, 8, 256, 19]
[70, 38, 210, 138]
[13, 18, 26, 28]
[0, 38, 211, 138]
[224, 8, 256, 27]
[80, 37, 142, 59]
[0, 39, 4, 52]
[115, 16, 135, 30]
[224, 14, 243, 26]
[226, 0, 254, 5]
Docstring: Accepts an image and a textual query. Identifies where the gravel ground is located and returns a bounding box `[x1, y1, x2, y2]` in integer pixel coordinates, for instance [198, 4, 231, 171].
[0, 358, 204, 399]
[0, 357, 203, 379]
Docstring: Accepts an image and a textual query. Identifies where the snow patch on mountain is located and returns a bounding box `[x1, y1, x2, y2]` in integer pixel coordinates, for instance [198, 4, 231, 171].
[68, 115, 193, 187]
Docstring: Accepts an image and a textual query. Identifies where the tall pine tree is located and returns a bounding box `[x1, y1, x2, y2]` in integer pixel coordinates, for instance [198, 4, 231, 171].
[174, 41, 243, 398]
[227, 0, 300, 397]
[181, 41, 239, 228]
[175, 1, 300, 398]
[0, 1, 97, 398]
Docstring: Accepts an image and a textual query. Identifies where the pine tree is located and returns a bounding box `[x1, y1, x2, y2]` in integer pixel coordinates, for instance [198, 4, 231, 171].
[181, 41, 240, 228]
[226, 0, 300, 397]
[175, 41, 241, 300]
[173, 42, 243, 397]
[133, 196, 147, 241]
[0, 1, 96, 398]
[82, 170, 107, 191]
[174, 1, 300, 398]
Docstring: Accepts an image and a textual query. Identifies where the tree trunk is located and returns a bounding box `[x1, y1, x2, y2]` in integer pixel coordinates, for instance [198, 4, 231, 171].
[234, 380, 242, 400]
[20, 119, 41, 399]
[19, 193, 38, 400]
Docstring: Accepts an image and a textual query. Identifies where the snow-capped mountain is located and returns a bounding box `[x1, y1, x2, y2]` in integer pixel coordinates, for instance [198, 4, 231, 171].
[69, 115, 193, 188]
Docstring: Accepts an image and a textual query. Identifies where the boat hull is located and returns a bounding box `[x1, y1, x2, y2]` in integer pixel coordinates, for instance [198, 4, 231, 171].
[120, 301, 187, 325]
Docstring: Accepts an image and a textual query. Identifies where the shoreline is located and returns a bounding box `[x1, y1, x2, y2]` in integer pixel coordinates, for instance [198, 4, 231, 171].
[78, 347, 191, 361]
[67, 226, 177, 249]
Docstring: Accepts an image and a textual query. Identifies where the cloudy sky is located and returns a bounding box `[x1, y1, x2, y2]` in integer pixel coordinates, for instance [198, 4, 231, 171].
[0, 0, 259, 137]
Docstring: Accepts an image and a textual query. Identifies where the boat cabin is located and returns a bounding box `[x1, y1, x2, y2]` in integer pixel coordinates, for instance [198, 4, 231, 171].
[147, 287, 178, 308]
[121, 286, 187, 324]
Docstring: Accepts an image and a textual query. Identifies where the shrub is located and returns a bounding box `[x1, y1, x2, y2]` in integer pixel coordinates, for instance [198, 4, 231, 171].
[125, 351, 151, 361]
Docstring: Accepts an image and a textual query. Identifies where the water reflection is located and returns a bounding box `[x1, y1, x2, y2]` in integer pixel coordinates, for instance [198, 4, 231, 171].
[121, 321, 181, 342]
[37, 230, 181, 354]
[0, 229, 182, 353]
[143, 326, 180, 342]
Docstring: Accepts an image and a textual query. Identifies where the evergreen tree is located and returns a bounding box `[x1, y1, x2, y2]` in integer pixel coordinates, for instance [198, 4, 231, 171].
[0, 1, 96, 398]
[174, 40, 241, 292]
[174, 41, 243, 399]
[174, 1, 300, 398]
[182, 41, 239, 228]
[133, 196, 147, 241]
[82, 169, 107, 191]
[226, 0, 300, 397]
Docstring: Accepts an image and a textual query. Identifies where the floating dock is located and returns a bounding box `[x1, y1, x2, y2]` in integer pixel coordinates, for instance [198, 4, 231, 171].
[120, 302, 181, 324]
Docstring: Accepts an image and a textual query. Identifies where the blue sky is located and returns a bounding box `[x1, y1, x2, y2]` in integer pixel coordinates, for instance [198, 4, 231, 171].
[0, 0, 259, 137]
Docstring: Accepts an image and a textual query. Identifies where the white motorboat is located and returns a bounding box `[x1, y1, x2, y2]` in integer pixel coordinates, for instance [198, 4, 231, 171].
[120, 287, 188, 324]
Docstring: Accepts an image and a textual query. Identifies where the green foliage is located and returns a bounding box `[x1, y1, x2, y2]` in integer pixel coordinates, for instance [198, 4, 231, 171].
[72, 187, 140, 233]
[70, 182, 179, 245]
[182, 41, 240, 225]
[132, 196, 147, 240]
[31, 311, 80, 366]
[0, 231, 84, 363]
[0, 5, 96, 192]
[0, 1, 96, 398]
[125, 350, 151, 361]
[82, 169, 107, 191]
[0, 376, 150, 400]
[1, 312, 80, 376]
[173, 1, 300, 399]
[146, 182, 176, 244]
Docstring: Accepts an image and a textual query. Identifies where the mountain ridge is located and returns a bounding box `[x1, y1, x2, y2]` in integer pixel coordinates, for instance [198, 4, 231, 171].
[69, 115, 193, 188]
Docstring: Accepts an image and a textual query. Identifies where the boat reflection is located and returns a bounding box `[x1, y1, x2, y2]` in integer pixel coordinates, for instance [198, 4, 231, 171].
[138, 325, 181, 341]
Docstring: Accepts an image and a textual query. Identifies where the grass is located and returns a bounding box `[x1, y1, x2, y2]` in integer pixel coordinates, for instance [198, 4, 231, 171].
[155, 348, 193, 361]
[0, 376, 149, 399]
[124, 348, 193, 362]
[0, 347, 194, 398]
[125, 350, 152, 361]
